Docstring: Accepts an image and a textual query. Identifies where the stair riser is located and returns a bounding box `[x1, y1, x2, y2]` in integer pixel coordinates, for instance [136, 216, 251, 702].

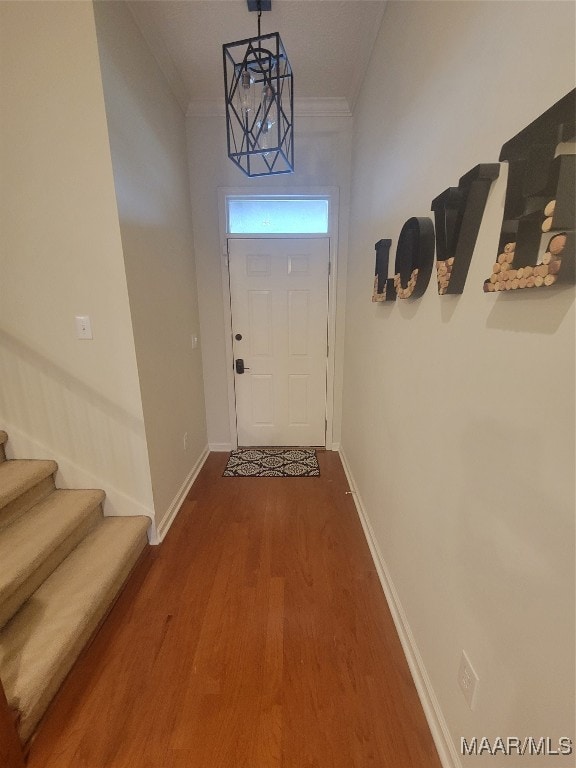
[0, 477, 55, 531]
[0, 429, 150, 750]
[10, 526, 149, 742]
[0, 504, 104, 630]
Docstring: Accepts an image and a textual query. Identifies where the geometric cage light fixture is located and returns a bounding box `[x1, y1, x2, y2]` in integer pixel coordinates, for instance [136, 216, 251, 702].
[223, 0, 294, 177]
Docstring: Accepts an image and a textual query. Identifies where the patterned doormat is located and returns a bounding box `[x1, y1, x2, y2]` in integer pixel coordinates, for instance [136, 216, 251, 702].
[223, 448, 320, 477]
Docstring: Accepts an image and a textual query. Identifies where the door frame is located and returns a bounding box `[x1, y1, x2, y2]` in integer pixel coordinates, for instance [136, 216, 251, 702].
[218, 187, 340, 450]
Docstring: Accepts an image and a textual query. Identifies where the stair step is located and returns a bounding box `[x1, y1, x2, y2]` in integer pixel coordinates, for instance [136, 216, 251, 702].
[0, 514, 150, 742]
[0, 460, 58, 530]
[0, 489, 106, 629]
[0, 431, 7, 463]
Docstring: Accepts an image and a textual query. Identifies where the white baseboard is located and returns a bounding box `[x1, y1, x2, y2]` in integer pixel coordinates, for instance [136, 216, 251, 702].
[208, 442, 233, 452]
[338, 446, 461, 768]
[154, 445, 210, 544]
[209, 443, 337, 452]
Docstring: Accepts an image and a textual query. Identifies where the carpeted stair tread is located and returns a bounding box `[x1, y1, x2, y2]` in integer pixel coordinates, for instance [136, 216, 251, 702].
[0, 489, 106, 629]
[0, 459, 58, 509]
[0, 460, 58, 527]
[0, 514, 150, 742]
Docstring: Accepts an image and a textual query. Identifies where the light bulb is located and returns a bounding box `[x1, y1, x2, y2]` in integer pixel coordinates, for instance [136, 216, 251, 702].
[260, 83, 275, 118]
[256, 118, 275, 153]
[237, 69, 255, 117]
[257, 83, 277, 155]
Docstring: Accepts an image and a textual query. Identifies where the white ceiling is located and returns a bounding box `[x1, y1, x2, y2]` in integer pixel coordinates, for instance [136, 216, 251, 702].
[127, 0, 388, 115]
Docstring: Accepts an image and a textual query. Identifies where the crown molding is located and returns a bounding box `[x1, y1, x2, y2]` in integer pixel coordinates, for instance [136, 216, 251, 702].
[187, 96, 351, 119]
[296, 97, 352, 117]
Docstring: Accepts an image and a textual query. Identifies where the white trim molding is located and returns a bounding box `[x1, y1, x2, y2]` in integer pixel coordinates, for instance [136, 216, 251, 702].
[209, 442, 234, 452]
[153, 445, 210, 544]
[338, 446, 461, 768]
[187, 96, 351, 119]
[217, 187, 340, 452]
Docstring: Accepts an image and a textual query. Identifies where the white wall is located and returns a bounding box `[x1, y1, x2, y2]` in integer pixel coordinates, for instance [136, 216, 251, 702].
[93, 2, 207, 540]
[342, 2, 575, 766]
[0, 1, 154, 523]
[186, 110, 352, 449]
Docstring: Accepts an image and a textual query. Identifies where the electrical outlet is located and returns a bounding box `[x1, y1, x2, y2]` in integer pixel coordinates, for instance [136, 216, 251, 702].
[191, 334, 199, 350]
[183, 432, 188, 451]
[458, 650, 479, 710]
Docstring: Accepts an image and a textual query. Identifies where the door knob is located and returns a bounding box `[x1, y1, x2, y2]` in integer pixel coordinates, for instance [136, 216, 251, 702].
[235, 358, 250, 374]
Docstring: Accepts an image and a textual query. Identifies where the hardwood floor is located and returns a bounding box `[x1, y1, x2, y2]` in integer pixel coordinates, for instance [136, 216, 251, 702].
[26, 451, 442, 768]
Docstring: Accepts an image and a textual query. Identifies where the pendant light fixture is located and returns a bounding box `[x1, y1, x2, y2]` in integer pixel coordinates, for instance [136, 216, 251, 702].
[223, 0, 294, 177]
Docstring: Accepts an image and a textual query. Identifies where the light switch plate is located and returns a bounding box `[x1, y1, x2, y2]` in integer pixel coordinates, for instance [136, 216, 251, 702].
[75, 315, 93, 340]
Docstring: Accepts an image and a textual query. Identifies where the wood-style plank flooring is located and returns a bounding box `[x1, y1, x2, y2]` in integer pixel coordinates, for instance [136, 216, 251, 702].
[26, 451, 442, 768]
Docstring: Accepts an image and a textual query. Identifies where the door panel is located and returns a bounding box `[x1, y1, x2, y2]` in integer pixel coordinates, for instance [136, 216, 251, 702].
[229, 238, 329, 446]
[252, 375, 274, 424]
[248, 291, 272, 356]
[288, 374, 309, 425]
[288, 291, 310, 356]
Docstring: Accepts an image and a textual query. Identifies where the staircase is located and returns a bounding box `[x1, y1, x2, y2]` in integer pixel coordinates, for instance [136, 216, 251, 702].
[0, 430, 150, 750]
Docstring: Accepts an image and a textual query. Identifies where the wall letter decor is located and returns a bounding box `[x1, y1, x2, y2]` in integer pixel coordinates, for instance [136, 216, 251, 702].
[484, 89, 575, 292]
[371, 91, 574, 308]
[393, 217, 435, 299]
[372, 239, 395, 302]
[432, 164, 500, 294]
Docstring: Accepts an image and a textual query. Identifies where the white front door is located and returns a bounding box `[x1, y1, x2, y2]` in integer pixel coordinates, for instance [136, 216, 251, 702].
[228, 237, 330, 446]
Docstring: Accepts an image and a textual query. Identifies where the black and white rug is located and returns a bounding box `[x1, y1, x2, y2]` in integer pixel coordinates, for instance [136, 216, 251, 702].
[223, 448, 320, 477]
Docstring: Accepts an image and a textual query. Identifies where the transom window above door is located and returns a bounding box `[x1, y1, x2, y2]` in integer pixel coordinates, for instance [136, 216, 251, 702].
[227, 197, 329, 234]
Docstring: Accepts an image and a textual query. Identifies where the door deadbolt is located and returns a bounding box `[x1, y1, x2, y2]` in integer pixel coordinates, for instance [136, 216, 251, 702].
[235, 358, 250, 374]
